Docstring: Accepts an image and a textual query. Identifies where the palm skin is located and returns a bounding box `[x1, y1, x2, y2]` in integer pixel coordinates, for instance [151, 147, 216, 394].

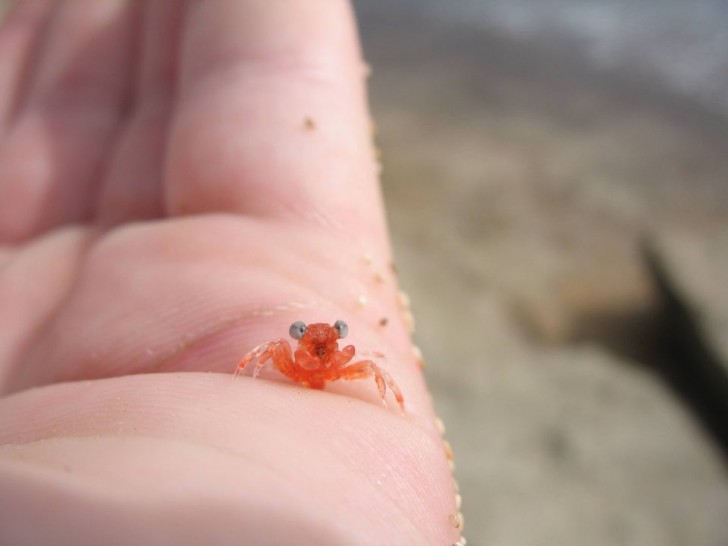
[0, 2, 459, 545]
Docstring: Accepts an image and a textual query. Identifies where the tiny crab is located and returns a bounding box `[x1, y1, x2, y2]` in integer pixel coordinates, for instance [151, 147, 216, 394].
[234, 320, 405, 411]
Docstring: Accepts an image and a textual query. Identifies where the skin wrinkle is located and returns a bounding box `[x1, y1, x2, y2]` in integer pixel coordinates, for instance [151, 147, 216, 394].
[181, 56, 358, 103]
[177, 1, 361, 94]
[1, 435, 337, 506]
[0, 440, 369, 545]
[142, 296, 320, 375]
[0, 372, 445, 476]
[0, 435, 426, 544]
[0, 375, 441, 544]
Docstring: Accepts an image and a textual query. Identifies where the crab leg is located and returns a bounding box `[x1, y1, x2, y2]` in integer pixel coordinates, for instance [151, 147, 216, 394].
[234, 338, 291, 378]
[333, 360, 405, 411]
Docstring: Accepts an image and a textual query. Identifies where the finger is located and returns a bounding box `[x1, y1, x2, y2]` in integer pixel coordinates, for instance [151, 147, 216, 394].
[165, 0, 384, 238]
[95, 0, 185, 226]
[0, 226, 91, 390]
[7, 218, 414, 402]
[0, 0, 138, 243]
[0, 0, 53, 126]
[0, 373, 461, 545]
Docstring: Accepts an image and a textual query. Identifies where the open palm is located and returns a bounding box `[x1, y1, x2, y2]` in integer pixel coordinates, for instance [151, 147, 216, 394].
[0, 2, 458, 545]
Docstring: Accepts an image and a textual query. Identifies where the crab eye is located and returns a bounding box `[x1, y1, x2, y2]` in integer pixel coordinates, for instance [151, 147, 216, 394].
[334, 320, 348, 339]
[289, 321, 307, 340]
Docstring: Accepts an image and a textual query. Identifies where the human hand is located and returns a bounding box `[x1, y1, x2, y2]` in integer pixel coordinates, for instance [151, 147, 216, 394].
[0, 1, 459, 544]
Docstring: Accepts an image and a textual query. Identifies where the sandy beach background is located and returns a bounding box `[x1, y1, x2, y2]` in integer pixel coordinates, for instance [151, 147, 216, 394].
[356, 1, 728, 544]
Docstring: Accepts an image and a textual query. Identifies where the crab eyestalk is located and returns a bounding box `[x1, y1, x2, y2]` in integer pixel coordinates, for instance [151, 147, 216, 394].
[289, 321, 307, 340]
[333, 320, 348, 339]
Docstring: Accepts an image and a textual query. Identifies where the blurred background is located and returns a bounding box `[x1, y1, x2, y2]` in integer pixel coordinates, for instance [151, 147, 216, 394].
[354, 1, 728, 545]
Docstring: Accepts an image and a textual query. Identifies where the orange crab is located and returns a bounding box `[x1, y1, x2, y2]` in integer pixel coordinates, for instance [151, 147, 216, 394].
[234, 320, 405, 411]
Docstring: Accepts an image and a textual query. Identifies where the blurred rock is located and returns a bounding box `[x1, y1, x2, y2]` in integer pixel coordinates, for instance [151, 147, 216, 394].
[439, 341, 728, 546]
[646, 226, 728, 417]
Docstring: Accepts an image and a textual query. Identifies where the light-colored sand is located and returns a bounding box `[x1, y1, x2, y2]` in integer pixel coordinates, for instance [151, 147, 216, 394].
[359, 4, 728, 545]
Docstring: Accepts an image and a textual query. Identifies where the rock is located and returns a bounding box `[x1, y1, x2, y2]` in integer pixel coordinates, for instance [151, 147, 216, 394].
[645, 226, 728, 418]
